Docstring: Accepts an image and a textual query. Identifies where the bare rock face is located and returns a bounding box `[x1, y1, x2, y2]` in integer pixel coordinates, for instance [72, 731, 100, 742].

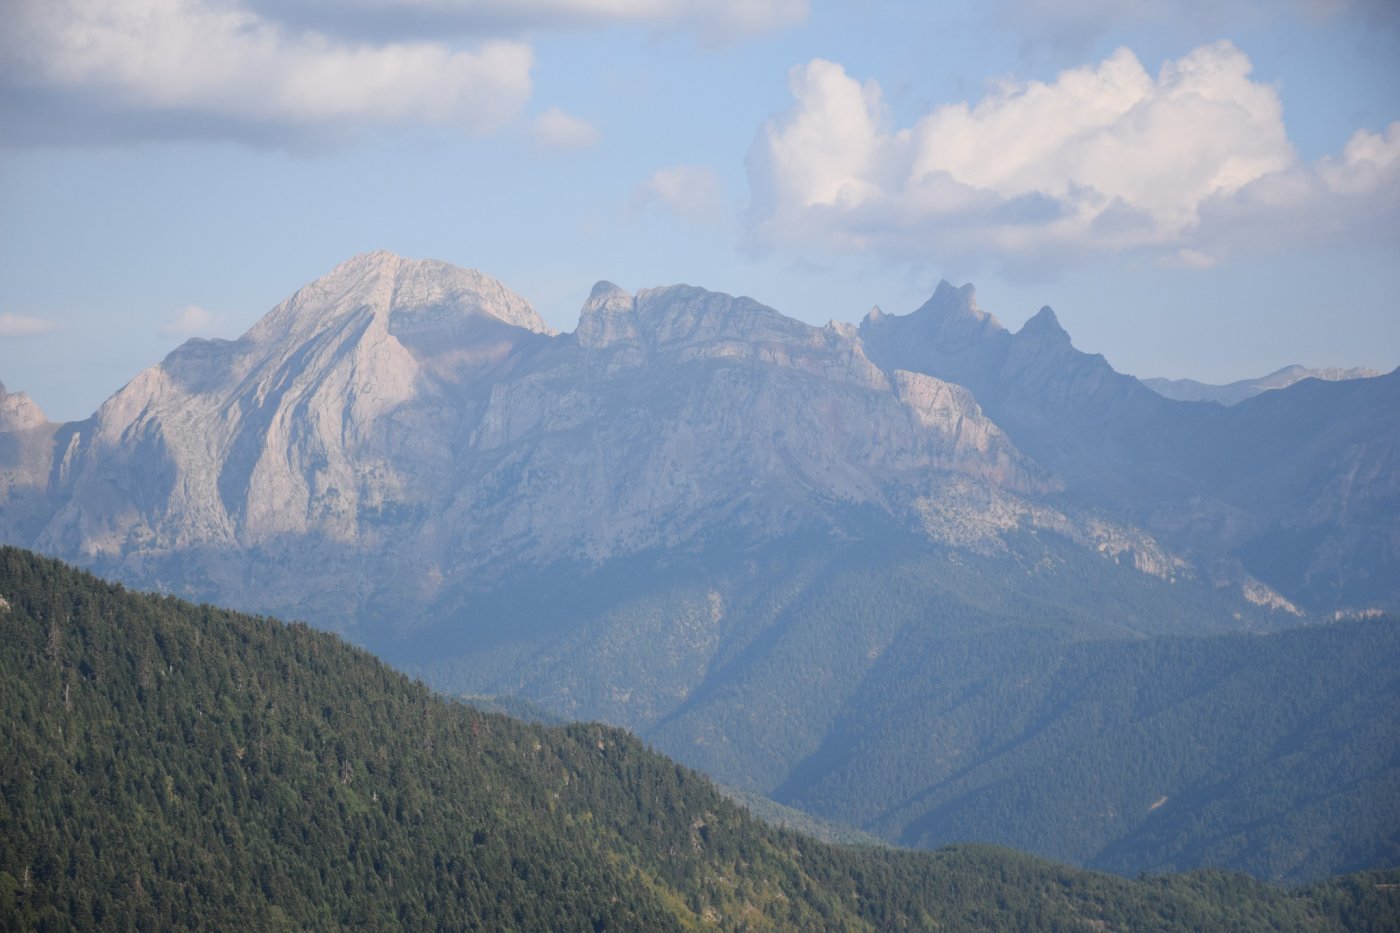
[38, 254, 551, 564]
[575, 281, 639, 349]
[0, 382, 57, 543]
[861, 282, 1400, 612]
[439, 278, 1055, 574]
[0, 382, 48, 432]
[9, 253, 1076, 631]
[5, 253, 1391, 631]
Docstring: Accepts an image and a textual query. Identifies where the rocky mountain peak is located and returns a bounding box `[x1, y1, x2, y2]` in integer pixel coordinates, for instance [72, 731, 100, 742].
[914, 280, 1004, 342]
[859, 281, 1008, 370]
[825, 319, 859, 341]
[0, 382, 49, 432]
[1018, 306, 1071, 345]
[8, 254, 1392, 648]
[584, 280, 631, 310]
[247, 251, 552, 350]
[576, 281, 638, 348]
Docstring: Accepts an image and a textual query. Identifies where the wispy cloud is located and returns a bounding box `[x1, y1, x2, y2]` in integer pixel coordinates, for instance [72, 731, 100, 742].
[162, 305, 223, 337]
[633, 165, 725, 220]
[0, 313, 58, 338]
[745, 43, 1400, 275]
[532, 107, 600, 151]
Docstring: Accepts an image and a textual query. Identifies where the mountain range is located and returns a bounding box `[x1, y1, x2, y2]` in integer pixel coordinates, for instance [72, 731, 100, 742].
[1143, 365, 1382, 406]
[2, 251, 1396, 882]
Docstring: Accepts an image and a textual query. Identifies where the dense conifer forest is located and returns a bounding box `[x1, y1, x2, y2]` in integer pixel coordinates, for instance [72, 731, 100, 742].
[413, 526, 1400, 882]
[2, 546, 1397, 930]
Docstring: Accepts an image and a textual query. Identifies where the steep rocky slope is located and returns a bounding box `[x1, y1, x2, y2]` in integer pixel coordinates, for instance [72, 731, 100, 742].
[860, 282, 1400, 611]
[0, 382, 57, 545]
[17, 253, 1081, 633]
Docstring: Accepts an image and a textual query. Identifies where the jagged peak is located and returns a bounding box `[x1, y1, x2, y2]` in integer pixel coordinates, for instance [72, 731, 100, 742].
[858, 280, 1000, 334]
[576, 281, 639, 348]
[582, 281, 634, 316]
[922, 280, 997, 321]
[1018, 306, 1070, 344]
[868, 279, 1005, 346]
[932, 279, 974, 305]
[825, 319, 859, 341]
[0, 382, 50, 431]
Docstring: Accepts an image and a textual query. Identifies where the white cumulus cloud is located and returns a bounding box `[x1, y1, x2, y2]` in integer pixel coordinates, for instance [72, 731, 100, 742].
[0, 313, 58, 338]
[532, 107, 600, 150]
[2, 0, 535, 145]
[1193, 121, 1400, 254]
[745, 43, 1400, 273]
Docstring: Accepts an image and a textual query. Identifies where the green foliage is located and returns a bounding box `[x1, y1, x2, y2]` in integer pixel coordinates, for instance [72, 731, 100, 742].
[406, 522, 1400, 883]
[1, 546, 1396, 930]
[778, 607, 1400, 885]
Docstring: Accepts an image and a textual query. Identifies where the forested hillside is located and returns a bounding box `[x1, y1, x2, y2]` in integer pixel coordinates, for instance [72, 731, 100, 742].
[775, 609, 1400, 883]
[3, 546, 1397, 931]
[409, 525, 1400, 882]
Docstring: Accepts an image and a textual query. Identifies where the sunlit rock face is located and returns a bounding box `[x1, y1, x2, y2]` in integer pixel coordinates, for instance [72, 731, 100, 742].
[5, 253, 1076, 629]
[2, 252, 1394, 630]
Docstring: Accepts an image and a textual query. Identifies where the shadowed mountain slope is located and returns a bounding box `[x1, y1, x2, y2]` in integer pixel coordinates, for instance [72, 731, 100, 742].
[860, 282, 1400, 611]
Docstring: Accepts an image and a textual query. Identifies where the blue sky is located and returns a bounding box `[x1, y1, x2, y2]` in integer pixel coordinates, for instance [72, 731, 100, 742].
[2, 0, 1397, 421]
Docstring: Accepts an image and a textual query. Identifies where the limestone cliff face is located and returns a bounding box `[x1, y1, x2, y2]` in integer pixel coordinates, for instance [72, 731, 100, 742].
[0, 382, 49, 433]
[428, 278, 1055, 574]
[37, 253, 553, 565]
[0, 383, 57, 544]
[5, 255, 1390, 626]
[9, 254, 1068, 627]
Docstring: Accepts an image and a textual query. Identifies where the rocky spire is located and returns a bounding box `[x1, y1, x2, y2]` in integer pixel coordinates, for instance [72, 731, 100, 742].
[575, 281, 638, 348]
